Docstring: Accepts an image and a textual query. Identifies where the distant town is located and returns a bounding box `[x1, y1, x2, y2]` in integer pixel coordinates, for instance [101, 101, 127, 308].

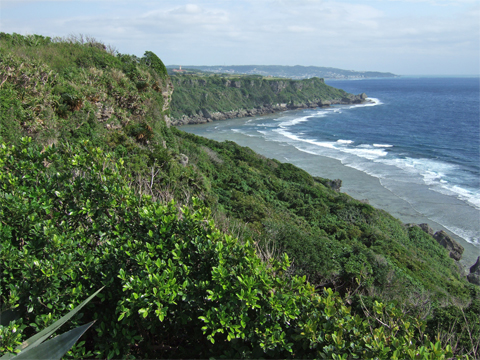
[166, 64, 397, 79]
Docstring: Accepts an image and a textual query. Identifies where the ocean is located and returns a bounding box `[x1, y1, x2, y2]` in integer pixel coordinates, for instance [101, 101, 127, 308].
[179, 77, 480, 265]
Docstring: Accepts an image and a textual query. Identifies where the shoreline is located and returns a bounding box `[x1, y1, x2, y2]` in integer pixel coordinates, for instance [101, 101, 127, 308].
[170, 93, 369, 126]
[179, 117, 479, 270]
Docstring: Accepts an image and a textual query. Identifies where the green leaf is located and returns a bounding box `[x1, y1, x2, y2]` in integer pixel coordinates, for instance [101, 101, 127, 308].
[14, 287, 103, 353]
[14, 321, 95, 360]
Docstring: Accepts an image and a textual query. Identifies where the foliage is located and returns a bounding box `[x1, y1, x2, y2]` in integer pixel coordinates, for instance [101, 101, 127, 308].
[173, 130, 471, 299]
[0, 139, 453, 358]
[0, 33, 53, 48]
[0, 32, 477, 358]
[169, 74, 349, 119]
[426, 287, 480, 358]
[1, 288, 102, 360]
[0, 33, 170, 150]
[142, 51, 168, 78]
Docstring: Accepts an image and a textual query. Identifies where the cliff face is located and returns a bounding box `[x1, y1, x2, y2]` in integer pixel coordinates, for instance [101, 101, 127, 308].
[0, 33, 174, 147]
[169, 75, 367, 125]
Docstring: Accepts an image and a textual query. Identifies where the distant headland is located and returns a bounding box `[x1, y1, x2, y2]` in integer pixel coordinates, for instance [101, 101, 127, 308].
[169, 74, 368, 125]
[167, 64, 397, 80]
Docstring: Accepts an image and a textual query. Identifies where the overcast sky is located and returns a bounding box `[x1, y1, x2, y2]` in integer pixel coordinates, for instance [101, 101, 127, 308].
[1, 0, 479, 75]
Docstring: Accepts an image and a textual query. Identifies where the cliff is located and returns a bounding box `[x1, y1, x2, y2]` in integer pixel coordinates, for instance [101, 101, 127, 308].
[1, 32, 478, 360]
[0, 32, 173, 150]
[169, 74, 367, 125]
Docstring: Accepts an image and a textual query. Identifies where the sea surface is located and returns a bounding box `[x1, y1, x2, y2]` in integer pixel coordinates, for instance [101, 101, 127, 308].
[179, 77, 480, 263]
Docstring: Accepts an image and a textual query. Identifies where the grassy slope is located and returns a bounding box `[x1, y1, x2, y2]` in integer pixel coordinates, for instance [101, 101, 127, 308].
[0, 31, 473, 302]
[173, 130, 471, 300]
[1, 33, 478, 358]
[0, 33, 172, 151]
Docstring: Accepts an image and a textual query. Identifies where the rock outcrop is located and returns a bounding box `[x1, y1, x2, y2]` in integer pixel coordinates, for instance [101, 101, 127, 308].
[404, 223, 433, 235]
[418, 223, 435, 237]
[325, 179, 342, 192]
[433, 230, 464, 261]
[161, 77, 174, 127]
[178, 154, 188, 167]
[405, 224, 464, 261]
[316, 178, 342, 192]
[467, 257, 480, 286]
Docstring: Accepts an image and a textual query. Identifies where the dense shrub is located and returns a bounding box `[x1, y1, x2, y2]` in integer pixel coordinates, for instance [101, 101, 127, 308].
[0, 139, 453, 359]
[142, 51, 168, 78]
[1, 32, 476, 358]
[0, 34, 173, 181]
[174, 130, 472, 304]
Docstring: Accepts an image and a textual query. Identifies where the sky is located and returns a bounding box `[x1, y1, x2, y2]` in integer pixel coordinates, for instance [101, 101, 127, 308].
[1, 0, 479, 75]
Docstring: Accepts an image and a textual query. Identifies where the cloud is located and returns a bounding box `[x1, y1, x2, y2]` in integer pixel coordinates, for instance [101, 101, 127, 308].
[287, 26, 315, 33]
[139, 4, 230, 33]
[381, 0, 478, 4]
[0, 0, 478, 74]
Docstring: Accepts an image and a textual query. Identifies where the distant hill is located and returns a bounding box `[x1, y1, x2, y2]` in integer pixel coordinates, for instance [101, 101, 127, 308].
[168, 74, 366, 125]
[166, 64, 396, 79]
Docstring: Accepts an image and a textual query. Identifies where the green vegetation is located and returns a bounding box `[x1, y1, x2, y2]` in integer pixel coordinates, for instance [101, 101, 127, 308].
[0, 32, 171, 149]
[1, 288, 102, 360]
[1, 33, 478, 359]
[169, 73, 348, 119]
[0, 138, 460, 359]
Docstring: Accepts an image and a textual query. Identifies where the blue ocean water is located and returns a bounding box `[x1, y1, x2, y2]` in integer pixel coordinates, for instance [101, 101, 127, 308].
[181, 77, 480, 252]
[297, 77, 480, 208]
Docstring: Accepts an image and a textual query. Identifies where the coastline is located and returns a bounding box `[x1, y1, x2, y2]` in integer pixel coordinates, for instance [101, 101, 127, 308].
[179, 117, 479, 269]
[170, 93, 368, 126]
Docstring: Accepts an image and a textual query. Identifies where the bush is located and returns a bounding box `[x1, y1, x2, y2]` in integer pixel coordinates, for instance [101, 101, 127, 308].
[0, 138, 453, 359]
[142, 51, 168, 78]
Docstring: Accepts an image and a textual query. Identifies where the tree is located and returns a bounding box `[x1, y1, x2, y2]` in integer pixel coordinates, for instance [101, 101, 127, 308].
[143, 51, 168, 78]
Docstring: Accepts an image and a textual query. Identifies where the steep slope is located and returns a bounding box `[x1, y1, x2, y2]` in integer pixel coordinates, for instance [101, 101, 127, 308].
[169, 74, 367, 125]
[1, 33, 478, 359]
[0, 32, 173, 150]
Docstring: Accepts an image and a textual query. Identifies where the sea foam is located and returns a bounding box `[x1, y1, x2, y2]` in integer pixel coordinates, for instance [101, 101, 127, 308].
[347, 97, 382, 109]
[274, 124, 480, 212]
[373, 144, 393, 148]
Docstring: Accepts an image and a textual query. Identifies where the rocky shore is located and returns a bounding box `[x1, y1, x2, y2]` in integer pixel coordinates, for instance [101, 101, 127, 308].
[170, 93, 368, 126]
[406, 222, 480, 286]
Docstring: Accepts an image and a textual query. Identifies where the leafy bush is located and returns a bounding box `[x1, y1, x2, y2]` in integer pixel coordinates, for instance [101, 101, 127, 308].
[0, 138, 454, 359]
[1, 289, 102, 360]
[1, 32, 475, 358]
[142, 51, 168, 78]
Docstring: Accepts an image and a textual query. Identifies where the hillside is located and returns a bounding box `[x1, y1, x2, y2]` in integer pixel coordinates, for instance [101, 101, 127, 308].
[167, 64, 397, 79]
[169, 73, 367, 125]
[1, 33, 478, 359]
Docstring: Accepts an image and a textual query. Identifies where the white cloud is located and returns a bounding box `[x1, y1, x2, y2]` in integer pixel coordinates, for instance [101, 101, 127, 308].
[184, 4, 202, 13]
[382, 0, 478, 5]
[287, 26, 315, 33]
[0, 0, 478, 74]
